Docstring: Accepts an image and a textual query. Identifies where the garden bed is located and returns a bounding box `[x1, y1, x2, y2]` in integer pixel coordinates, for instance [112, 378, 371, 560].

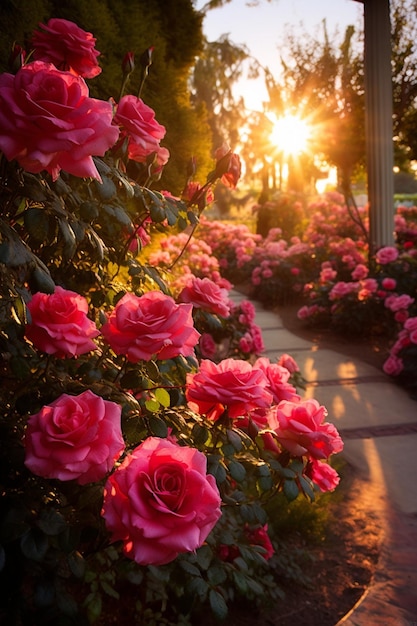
[198, 461, 382, 626]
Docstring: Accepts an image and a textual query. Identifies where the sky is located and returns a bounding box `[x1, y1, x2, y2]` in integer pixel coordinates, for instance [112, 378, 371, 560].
[196, 0, 364, 110]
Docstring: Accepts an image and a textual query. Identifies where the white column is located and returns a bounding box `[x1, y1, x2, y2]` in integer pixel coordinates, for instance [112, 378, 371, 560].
[363, 0, 395, 253]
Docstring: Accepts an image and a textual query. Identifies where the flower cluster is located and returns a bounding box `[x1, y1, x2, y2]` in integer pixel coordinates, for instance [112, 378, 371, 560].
[0, 17, 340, 626]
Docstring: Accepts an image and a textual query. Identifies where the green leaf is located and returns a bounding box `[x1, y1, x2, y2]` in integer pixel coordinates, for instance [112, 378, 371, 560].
[120, 370, 146, 390]
[37, 508, 66, 536]
[179, 560, 201, 576]
[228, 460, 246, 483]
[58, 218, 77, 261]
[195, 544, 213, 570]
[145, 360, 160, 381]
[100, 580, 120, 600]
[85, 591, 102, 622]
[24, 207, 51, 243]
[94, 177, 117, 201]
[257, 476, 273, 492]
[34, 580, 55, 607]
[227, 429, 243, 452]
[240, 504, 256, 524]
[299, 476, 316, 502]
[67, 551, 86, 579]
[30, 265, 55, 293]
[232, 570, 248, 594]
[145, 399, 160, 413]
[283, 479, 300, 502]
[209, 589, 228, 621]
[148, 415, 168, 437]
[21, 528, 48, 561]
[207, 564, 227, 586]
[154, 387, 170, 408]
[187, 576, 208, 599]
[192, 423, 209, 445]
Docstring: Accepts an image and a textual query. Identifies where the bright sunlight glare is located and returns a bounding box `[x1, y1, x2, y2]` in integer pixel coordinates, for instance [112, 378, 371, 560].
[270, 114, 311, 156]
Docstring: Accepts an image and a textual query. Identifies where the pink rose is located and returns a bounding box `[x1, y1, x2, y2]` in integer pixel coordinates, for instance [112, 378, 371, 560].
[277, 353, 300, 374]
[351, 263, 369, 280]
[101, 291, 200, 362]
[0, 61, 119, 181]
[269, 399, 344, 460]
[404, 316, 417, 343]
[385, 294, 415, 312]
[199, 333, 217, 359]
[244, 524, 274, 560]
[113, 95, 167, 164]
[375, 246, 399, 265]
[383, 354, 404, 376]
[24, 390, 124, 484]
[186, 358, 272, 421]
[178, 277, 231, 317]
[214, 143, 241, 188]
[31, 18, 102, 78]
[381, 277, 396, 290]
[253, 357, 299, 403]
[305, 459, 340, 492]
[25, 286, 99, 358]
[101, 437, 222, 565]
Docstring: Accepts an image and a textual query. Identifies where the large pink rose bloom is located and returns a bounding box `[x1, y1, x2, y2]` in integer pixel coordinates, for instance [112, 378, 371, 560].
[113, 95, 168, 164]
[31, 18, 102, 78]
[269, 398, 344, 460]
[101, 291, 200, 362]
[186, 358, 272, 421]
[24, 390, 125, 485]
[101, 437, 222, 565]
[178, 276, 231, 317]
[25, 286, 99, 358]
[0, 61, 119, 181]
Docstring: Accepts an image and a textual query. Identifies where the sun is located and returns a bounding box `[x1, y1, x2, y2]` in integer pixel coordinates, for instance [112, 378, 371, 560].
[270, 114, 311, 156]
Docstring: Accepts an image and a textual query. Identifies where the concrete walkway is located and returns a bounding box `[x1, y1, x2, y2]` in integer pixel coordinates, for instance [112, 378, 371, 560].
[229, 290, 417, 626]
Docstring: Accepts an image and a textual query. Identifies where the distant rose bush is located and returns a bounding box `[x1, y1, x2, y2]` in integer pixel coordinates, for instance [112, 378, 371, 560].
[31, 17, 102, 77]
[101, 437, 222, 565]
[101, 290, 200, 362]
[0, 61, 119, 180]
[24, 390, 124, 484]
[25, 286, 100, 357]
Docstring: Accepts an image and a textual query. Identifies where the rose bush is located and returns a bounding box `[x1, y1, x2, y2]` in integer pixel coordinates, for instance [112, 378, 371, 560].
[102, 436, 222, 565]
[24, 390, 125, 484]
[0, 16, 344, 626]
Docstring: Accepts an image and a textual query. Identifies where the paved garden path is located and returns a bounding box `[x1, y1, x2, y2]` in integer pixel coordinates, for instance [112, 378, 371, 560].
[229, 290, 417, 626]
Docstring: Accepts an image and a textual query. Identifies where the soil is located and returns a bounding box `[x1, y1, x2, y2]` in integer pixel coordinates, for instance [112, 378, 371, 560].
[199, 464, 383, 626]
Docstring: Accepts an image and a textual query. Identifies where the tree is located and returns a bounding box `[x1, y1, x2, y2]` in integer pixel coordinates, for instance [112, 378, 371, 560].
[190, 35, 253, 152]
